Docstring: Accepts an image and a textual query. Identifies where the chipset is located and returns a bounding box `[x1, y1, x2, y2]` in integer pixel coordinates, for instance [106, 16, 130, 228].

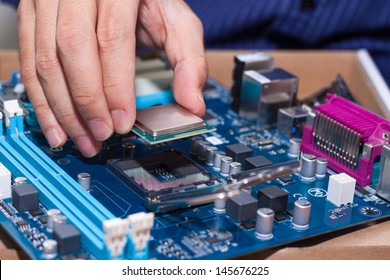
[132, 104, 216, 144]
[107, 151, 215, 198]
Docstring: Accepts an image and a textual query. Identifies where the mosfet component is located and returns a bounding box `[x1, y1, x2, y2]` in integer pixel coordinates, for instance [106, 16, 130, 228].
[225, 143, 253, 165]
[244, 155, 273, 170]
[53, 224, 81, 254]
[12, 183, 39, 212]
[240, 69, 298, 125]
[226, 191, 258, 222]
[258, 185, 288, 213]
[301, 94, 390, 186]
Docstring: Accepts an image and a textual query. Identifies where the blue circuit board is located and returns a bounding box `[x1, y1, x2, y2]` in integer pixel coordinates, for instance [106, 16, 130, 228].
[0, 73, 390, 260]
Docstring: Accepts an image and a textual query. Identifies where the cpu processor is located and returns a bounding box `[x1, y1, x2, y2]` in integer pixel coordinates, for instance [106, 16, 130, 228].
[132, 104, 216, 144]
[107, 151, 215, 198]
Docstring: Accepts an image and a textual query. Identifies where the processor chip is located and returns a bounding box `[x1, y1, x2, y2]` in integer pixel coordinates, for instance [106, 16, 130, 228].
[107, 151, 215, 198]
[132, 104, 216, 144]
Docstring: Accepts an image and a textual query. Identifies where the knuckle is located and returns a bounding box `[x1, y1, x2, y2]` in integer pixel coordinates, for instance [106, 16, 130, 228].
[56, 23, 89, 52]
[97, 17, 128, 50]
[32, 102, 51, 118]
[72, 93, 98, 110]
[35, 50, 60, 78]
[56, 111, 75, 127]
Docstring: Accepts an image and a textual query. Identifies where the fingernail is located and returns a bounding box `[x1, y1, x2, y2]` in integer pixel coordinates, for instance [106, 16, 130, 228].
[87, 119, 113, 141]
[111, 109, 131, 134]
[74, 136, 100, 158]
[197, 89, 205, 105]
[45, 127, 64, 148]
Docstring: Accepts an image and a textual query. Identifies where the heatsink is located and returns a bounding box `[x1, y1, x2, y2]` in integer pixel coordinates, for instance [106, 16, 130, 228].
[301, 94, 390, 186]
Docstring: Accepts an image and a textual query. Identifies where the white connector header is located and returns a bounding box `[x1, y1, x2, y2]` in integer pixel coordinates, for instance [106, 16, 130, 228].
[4, 99, 23, 126]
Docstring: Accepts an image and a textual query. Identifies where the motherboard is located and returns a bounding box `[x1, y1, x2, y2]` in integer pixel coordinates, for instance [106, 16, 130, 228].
[0, 53, 390, 260]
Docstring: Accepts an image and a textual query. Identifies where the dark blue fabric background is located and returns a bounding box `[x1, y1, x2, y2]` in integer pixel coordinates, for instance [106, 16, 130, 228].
[185, 0, 390, 86]
[3, 0, 389, 85]
[1, 0, 18, 7]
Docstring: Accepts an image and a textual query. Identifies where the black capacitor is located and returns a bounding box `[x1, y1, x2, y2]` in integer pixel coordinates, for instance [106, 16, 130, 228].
[122, 142, 136, 158]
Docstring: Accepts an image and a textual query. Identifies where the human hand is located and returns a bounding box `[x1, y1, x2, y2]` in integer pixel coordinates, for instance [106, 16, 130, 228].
[18, 0, 207, 157]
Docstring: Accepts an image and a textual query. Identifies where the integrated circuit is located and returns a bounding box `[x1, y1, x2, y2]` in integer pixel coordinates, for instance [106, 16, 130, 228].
[107, 151, 214, 198]
[132, 104, 216, 144]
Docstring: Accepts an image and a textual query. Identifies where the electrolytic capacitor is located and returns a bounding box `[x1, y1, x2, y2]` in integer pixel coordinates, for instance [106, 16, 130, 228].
[213, 198, 226, 213]
[300, 154, 317, 181]
[197, 141, 210, 161]
[229, 162, 242, 176]
[206, 146, 218, 166]
[288, 138, 301, 158]
[14, 177, 27, 187]
[255, 208, 274, 240]
[190, 136, 203, 155]
[220, 156, 233, 176]
[292, 199, 312, 230]
[122, 142, 136, 158]
[52, 214, 67, 230]
[77, 173, 91, 191]
[42, 239, 58, 258]
[316, 158, 328, 177]
[213, 151, 226, 171]
[47, 209, 61, 231]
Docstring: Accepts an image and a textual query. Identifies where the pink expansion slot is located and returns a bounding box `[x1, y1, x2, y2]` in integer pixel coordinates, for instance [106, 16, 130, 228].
[301, 94, 390, 186]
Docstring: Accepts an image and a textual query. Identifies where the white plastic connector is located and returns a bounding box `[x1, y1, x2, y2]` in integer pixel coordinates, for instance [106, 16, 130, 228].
[0, 162, 11, 199]
[13, 83, 26, 96]
[327, 173, 356, 206]
[103, 218, 129, 259]
[127, 212, 154, 252]
[4, 100, 23, 127]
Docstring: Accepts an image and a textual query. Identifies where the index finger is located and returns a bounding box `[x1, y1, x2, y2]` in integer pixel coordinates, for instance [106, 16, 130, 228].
[56, 0, 114, 142]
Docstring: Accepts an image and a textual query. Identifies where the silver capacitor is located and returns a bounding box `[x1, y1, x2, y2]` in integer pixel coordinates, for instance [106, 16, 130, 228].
[190, 136, 203, 155]
[213, 197, 226, 213]
[220, 156, 233, 176]
[288, 138, 301, 158]
[77, 172, 91, 191]
[213, 151, 226, 171]
[42, 239, 58, 258]
[229, 162, 242, 176]
[255, 208, 274, 240]
[197, 141, 210, 161]
[300, 154, 317, 181]
[316, 158, 328, 177]
[52, 214, 67, 230]
[206, 146, 218, 166]
[292, 199, 312, 230]
[47, 209, 61, 231]
[14, 177, 27, 187]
